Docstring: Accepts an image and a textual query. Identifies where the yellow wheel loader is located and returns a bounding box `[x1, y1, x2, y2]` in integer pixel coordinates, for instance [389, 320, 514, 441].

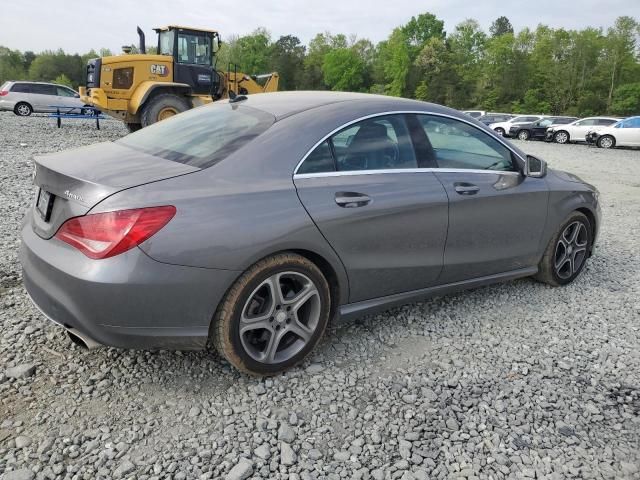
[79, 26, 279, 131]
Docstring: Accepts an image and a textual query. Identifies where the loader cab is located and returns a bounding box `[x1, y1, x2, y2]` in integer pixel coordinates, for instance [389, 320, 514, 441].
[155, 25, 221, 96]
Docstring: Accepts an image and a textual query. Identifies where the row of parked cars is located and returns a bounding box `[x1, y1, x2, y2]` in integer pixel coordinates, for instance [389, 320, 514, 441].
[463, 110, 640, 149]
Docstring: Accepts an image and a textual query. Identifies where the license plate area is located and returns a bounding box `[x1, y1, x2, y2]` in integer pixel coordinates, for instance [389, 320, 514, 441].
[36, 189, 54, 222]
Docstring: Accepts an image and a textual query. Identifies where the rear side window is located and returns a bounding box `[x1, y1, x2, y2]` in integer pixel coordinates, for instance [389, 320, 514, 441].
[31, 84, 56, 95]
[417, 115, 516, 172]
[11, 83, 32, 93]
[117, 104, 275, 168]
[297, 114, 418, 174]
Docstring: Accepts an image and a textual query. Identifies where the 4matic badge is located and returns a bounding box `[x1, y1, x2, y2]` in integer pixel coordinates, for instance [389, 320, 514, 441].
[150, 64, 169, 76]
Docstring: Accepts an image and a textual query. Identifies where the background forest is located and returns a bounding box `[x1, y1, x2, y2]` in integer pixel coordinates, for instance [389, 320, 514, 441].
[1, 14, 639, 116]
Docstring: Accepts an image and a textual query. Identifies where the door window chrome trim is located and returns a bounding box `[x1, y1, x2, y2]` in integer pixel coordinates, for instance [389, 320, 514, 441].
[292, 110, 527, 177]
[294, 168, 522, 180]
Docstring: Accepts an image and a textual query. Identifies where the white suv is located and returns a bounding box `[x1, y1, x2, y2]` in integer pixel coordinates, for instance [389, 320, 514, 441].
[0, 81, 86, 116]
[546, 117, 621, 144]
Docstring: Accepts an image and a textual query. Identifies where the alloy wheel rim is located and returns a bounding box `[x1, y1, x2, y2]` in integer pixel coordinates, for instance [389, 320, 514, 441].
[556, 132, 568, 143]
[18, 105, 30, 115]
[554, 221, 588, 280]
[239, 271, 321, 364]
[600, 137, 613, 148]
[518, 131, 528, 140]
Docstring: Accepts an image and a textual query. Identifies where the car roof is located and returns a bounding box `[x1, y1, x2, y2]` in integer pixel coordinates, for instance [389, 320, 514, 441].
[229, 91, 456, 121]
[12, 81, 71, 87]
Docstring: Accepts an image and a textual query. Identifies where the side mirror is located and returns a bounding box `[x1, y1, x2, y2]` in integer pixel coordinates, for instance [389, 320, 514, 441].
[525, 155, 547, 178]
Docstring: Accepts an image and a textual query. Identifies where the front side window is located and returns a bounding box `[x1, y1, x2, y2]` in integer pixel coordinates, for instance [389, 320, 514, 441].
[56, 87, 76, 97]
[177, 33, 211, 65]
[297, 115, 418, 174]
[597, 119, 617, 126]
[159, 30, 175, 56]
[417, 115, 516, 172]
[117, 104, 274, 169]
[576, 119, 596, 127]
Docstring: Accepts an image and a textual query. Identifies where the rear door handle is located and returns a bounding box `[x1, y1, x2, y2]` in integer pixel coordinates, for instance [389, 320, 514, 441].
[335, 192, 371, 208]
[454, 183, 480, 195]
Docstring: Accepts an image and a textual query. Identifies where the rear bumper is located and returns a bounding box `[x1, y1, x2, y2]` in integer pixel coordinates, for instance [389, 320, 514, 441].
[20, 212, 240, 350]
[0, 98, 16, 111]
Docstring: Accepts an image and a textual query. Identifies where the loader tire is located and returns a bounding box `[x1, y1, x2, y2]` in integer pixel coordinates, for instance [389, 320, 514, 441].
[140, 94, 190, 128]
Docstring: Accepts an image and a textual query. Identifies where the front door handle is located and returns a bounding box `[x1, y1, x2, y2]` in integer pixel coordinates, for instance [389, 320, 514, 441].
[335, 192, 371, 208]
[454, 183, 480, 195]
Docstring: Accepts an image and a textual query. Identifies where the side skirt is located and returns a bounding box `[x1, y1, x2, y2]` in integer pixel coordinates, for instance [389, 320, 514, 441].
[336, 267, 538, 324]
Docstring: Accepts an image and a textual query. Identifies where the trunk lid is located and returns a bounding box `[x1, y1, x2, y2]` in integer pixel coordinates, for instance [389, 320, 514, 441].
[32, 142, 200, 238]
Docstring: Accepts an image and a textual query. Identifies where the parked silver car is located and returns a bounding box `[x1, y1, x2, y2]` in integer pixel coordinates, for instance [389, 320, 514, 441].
[21, 92, 601, 375]
[0, 81, 86, 116]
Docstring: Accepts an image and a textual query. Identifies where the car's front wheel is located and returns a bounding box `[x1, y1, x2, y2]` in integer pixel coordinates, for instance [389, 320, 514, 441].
[212, 253, 331, 375]
[494, 127, 505, 136]
[535, 211, 592, 286]
[597, 135, 616, 149]
[14, 102, 32, 116]
[554, 130, 570, 144]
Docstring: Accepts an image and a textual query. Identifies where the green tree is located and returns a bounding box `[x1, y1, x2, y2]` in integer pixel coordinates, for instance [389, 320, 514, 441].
[231, 28, 272, 73]
[322, 48, 366, 91]
[380, 28, 410, 96]
[53, 73, 73, 87]
[490, 16, 514, 37]
[270, 35, 305, 90]
[611, 82, 640, 115]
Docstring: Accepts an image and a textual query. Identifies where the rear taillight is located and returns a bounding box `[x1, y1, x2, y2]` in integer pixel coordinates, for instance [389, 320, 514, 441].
[0, 90, 8, 96]
[55, 206, 176, 259]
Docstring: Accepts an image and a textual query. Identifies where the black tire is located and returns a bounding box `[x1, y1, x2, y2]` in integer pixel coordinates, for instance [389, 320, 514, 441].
[535, 211, 592, 287]
[597, 135, 616, 149]
[554, 130, 570, 144]
[494, 127, 505, 136]
[14, 102, 32, 116]
[517, 129, 530, 141]
[140, 93, 190, 128]
[212, 253, 331, 376]
[125, 123, 142, 133]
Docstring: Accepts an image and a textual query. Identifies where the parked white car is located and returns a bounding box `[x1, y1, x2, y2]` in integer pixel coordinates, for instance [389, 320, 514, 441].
[546, 117, 621, 144]
[0, 81, 86, 116]
[489, 115, 544, 136]
[462, 110, 486, 119]
[586, 116, 640, 148]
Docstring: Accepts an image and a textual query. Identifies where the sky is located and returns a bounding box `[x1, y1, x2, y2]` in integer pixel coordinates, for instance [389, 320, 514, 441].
[2, 0, 639, 54]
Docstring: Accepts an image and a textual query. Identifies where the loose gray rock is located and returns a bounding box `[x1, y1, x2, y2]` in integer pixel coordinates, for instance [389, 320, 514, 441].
[280, 442, 296, 466]
[2, 469, 35, 480]
[278, 423, 296, 443]
[226, 458, 253, 480]
[5, 364, 35, 379]
[113, 460, 135, 478]
[254, 443, 271, 460]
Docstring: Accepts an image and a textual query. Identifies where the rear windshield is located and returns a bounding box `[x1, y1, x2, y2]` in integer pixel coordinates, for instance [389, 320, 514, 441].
[117, 103, 275, 169]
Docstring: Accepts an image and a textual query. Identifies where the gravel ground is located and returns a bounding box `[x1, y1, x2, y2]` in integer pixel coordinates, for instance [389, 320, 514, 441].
[1, 112, 639, 480]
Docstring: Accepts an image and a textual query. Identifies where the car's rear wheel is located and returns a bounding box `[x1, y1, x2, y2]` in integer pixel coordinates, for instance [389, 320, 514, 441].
[14, 102, 32, 116]
[554, 130, 569, 144]
[140, 93, 190, 128]
[494, 127, 505, 136]
[535, 212, 592, 286]
[212, 253, 331, 375]
[597, 135, 615, 149]
[517, 129, 530, 141]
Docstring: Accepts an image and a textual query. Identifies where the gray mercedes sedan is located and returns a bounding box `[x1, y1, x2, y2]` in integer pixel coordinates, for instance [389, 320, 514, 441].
[21, 92, 600, 375]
